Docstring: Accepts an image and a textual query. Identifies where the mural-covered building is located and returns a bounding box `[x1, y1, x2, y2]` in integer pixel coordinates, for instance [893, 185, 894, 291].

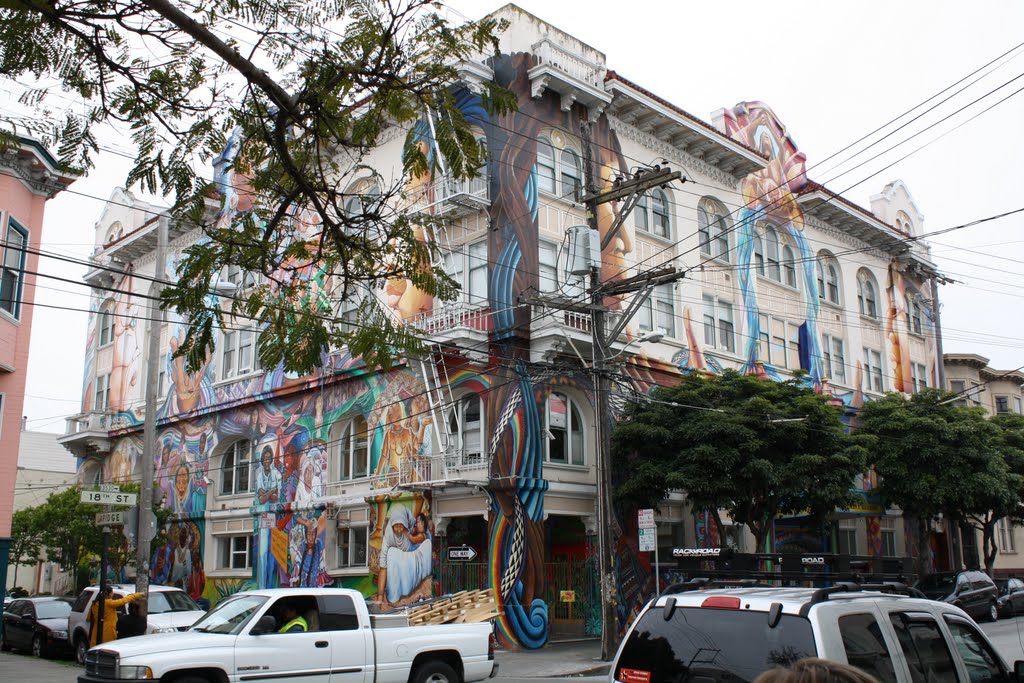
[60, 4, 943, 646]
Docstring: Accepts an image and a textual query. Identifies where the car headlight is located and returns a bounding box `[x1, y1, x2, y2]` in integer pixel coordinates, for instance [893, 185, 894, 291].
[117, 665, 154, 680]
[50, 630, 68, 639]
[152, 627, 178, 634]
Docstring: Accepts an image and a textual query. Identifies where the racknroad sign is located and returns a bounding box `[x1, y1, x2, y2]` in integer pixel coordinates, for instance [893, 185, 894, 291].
[80, 490, 138, 506]
[96, 511, 125, 526]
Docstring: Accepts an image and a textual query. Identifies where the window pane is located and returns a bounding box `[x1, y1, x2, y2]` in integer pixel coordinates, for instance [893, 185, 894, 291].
[560, 148, 581, 199]
[570, 403, 584, 466]
[697, 205, 711, 253]
[548, 393, 567, 463]
[468, 242, 488, 305]
[889, 615, 956, 683]
[702, 295, 716, 348]
[537, 139, 556, 194]
[839, 613, 898, 683]
[539, 241, 558, 293]
[652, 191, 670, 238]
[634, 194, 649, 232]
[353, 416, 369, 477]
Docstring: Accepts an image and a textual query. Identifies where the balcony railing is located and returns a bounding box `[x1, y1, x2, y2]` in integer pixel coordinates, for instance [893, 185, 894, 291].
[394, 450, 489, 488]
[531, 38, 605, 90]
[409, 301, 492, 336]
[410, 172, 489, 218]
[64, 411, 110, 435]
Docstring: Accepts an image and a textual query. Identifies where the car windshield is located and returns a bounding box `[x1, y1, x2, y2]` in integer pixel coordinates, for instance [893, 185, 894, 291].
[917, 574, 956, 595]
[189, 595, 267, 635]
[35, 601, 72, 619]
[615, 604, 817, 683]
[149, 591, 201, 614]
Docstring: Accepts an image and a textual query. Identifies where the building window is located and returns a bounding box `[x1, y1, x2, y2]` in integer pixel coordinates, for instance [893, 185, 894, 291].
[697, 198, 730, 262]
[467, 241, 487, 305]
[635, 190, 671, 239]
[94, 373, 110, 411]
[949, 380, 969, 407]
[911, 362, 929, 393]
[220, 441, 252, 496]
[821, 334, 847, 385]
[560, 148, 582, 200]
[838, 521, 858, 555]
[639, 284, 675, 337]
[758, 315, 792, 369]
[764, 226, 781, 282]
[220, 327, 260, 380]
[880, 518, 897, 557]
[537, 138, 557, 194]
[0, 219, 27, 318]
[1015, 396, 1023, 415]
[337, 526, 369, 568]
[343, 183, 381, 219]
[98, 300, 116, 347]
[816, 255, 841, 305]
[539, 240, 559, 293]
[335, 415, 370, 480]
[224, 263, 262, 290]
[995, 395, 1011, 415]
[218, 534, 252, 570]
[782, 245, 797, 288]
[905, 295, 924, 335]
[448, 394, 483, 466]
[857, 270, 879, 319]
[863, 348, 884, 393]
[999, 518, 1016, 553]
[545, 392, 584, 466]
[752, 232, 764, 275]
[703, 294, 735, 353]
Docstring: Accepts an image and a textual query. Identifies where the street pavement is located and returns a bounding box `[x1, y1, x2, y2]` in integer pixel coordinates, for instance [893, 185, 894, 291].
[6, 620, 1024, 682]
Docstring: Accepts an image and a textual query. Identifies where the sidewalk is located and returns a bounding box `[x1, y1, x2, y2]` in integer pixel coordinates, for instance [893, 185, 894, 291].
[494, 638, 611, 678]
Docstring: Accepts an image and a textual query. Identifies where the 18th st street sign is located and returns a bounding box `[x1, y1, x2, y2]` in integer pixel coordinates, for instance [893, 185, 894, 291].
[80, 489, 137, 506]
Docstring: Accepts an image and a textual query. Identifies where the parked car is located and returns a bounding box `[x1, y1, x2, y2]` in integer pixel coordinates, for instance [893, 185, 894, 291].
[69, 584, 206, 664]
[915, 570, 1000, 622]
[1, 596, 74, 658]
[611, 581, 1020, 683]
[996, 577, 1024, 618]
[78, 587, 497, 683]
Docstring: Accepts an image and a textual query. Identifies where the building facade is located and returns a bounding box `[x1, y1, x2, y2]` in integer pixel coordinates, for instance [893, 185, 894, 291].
[944, 353, 1024, 576]
[6, 427, 77, 595]
[0, 137, 76, 598]
[61, 5, 942, 646]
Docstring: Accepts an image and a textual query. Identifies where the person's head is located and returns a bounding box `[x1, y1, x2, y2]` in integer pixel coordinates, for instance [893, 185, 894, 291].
[175, 465, 189, 497]
[199, 433, 207, 453]
[102, 585, 114, 597]
[279, 601, 299, 620]
[261, 446, 273, 472]
[753, 658, 881, 683]
[415, 513, 429, 535]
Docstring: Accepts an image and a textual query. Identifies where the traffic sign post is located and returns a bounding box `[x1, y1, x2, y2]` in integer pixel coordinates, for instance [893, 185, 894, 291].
[638, 508, 659, 596]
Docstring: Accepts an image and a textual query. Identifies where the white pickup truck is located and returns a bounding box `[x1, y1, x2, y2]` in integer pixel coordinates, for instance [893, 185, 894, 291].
[78, 587, 498, 683]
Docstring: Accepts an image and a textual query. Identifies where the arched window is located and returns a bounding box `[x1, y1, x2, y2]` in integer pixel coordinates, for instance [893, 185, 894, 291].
[335, 415, 370, 480]
[764, 227, 781, 281]
[651, 190, 671, 239]
[697, 198, 730, 262]
[782, 245, 797, 288]
[752, 233, 765, 276]
[560, 148, 582, 200]
[895, 211, 913, 236]
[857, 270, 879, 319]
[907, 294, 923, 334]
[98, 299, 116, 347]
[545, 392, 585, 466]
[448, 394, 484, 467]
[536, 138, 556, 194]
[816, 253, 841, 305]
[343, 182, 381, 219]
[220, 441, 252, 497]
[633, 194, 649, 233]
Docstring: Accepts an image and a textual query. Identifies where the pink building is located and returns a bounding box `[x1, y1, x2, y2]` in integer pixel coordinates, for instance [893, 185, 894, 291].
[0, 137, 76, 596]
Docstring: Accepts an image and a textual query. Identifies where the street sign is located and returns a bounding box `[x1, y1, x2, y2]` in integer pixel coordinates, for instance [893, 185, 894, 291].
[95, 511, 125, 526]
[638, 527, 657, 552]
[447, 546, 478, 562]
[638, 508, 655, 529]
[98, 484, 121, 493]
[80, 490, 137, 506]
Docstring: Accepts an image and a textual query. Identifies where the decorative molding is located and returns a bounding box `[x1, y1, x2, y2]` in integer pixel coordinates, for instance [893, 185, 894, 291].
[0, 148, 70, 197]
[803, 214, 889, 260]
[531, 74, 550, 100]
[608, 116, 739, 189]
[560, 91, 577, 112]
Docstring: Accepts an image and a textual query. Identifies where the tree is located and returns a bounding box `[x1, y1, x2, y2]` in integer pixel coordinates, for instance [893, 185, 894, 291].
[9, 507, 45, 589]
[611, 371, 868, 553]
[2, 0, 515, 373]
[857, 389, 1018, 576]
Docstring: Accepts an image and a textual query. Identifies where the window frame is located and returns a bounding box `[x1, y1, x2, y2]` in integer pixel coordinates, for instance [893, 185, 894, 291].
[0, 218, 28, 319]
[559, 147, 582, 200]
[764, 226, 781, 282]
[816, 254, 842, 305]
[536, 137, 557, 195]
[995, 395, 1011, 415]
[702, 294, 735, 353]
[821, 333, 847, 385]
[538, 240, 559, 294]
[863, 347, 885, 393]
[857, 270, 880, 319]
[336, 525, 369, 569]
[545, 391, 586, 467]
[448, 394, 484, 466]
[218, 534, 253, 570]
[697, 198, 730, 262]
[638, 284, 676, 338]
[94, 373, 111, 411]
[98, 300, 116, 347]
[219, 325, 261, 381]
[220, 440, 253, 498]
[334, 415, 370, 481]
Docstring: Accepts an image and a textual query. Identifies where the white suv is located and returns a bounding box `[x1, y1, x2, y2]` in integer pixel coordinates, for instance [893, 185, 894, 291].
[611, 581, 1022, 683]
[69, 584, 206, 664]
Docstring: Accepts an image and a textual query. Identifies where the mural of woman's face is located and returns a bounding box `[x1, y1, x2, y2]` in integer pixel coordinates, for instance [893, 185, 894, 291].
[303, 465, 314, 489]
[392, 522, 407, 537]
[261, 448, 273, 472]
[175, 467, 189, 497]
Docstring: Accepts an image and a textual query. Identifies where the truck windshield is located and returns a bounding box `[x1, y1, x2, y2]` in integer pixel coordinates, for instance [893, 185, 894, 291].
[614, 605, 816, 683]
[190, 595, 268, 635]
[149, 591, 201, 614]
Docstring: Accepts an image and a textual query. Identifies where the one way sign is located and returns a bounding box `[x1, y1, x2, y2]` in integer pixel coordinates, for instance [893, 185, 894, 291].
[447, 545, 478, 562]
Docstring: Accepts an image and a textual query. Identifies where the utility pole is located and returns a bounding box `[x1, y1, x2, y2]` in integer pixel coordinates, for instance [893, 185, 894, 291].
[578, 122, 683, 661]
[135, 215, 168, 618]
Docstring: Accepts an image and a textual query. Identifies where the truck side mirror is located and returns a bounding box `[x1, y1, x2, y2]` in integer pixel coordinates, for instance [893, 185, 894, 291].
[250, 615, 277, 635]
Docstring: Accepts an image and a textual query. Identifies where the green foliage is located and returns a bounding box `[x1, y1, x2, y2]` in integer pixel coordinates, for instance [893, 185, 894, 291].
[1, 0, 516, 373]
[611, 371, 868, 550]
[10, 507, 45, 579]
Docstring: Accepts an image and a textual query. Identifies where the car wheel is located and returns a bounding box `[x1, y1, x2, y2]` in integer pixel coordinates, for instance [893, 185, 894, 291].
[988, 601, 999, 622]
[411, 660, 459, 683]
[32, 634, 43, 658]
[74, 636, 88, 665]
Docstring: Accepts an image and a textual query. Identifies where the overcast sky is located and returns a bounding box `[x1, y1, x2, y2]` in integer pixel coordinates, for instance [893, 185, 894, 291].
[20, 0, 1024, 431]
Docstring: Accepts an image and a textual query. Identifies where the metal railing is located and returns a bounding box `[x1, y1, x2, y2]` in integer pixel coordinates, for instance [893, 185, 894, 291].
[410, 172, 489, 217]
[395, 450, 489, 487]
[408, 301, 493, 336]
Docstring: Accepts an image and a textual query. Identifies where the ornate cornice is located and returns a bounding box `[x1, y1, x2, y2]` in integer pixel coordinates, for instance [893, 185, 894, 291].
[803, 214, 888, 261]
[608, 115, 740, 189]
[0, 146, 74, 197]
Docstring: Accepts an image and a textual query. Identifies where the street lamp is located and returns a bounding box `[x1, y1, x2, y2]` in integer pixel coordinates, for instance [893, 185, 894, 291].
[606, 330, 664, 361]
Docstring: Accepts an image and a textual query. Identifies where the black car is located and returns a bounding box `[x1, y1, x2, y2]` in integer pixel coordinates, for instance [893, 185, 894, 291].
[0, 597, 74, 658]
[996, 577, 1024, 618]
[915, 570, 1000, 622]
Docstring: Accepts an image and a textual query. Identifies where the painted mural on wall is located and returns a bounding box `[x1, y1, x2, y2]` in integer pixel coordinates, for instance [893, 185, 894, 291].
[369, 492, 434, 607]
